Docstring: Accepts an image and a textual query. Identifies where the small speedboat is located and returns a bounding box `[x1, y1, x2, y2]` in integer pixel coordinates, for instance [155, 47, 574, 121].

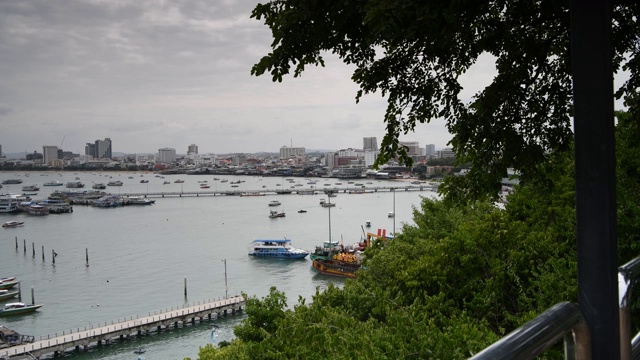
[0, 302, 43, 317]
[298, 210, 307, 213]
[2, 221, 24, 228]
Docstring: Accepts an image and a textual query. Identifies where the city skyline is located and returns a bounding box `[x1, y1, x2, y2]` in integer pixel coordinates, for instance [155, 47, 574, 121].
[0, 1, 501, 156]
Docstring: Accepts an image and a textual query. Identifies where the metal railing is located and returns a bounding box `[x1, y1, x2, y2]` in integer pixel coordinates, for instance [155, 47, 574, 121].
[471, 255, 640, 360]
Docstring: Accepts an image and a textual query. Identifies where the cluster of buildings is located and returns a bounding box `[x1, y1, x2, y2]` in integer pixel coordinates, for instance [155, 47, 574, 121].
[0, 138, 456, 177]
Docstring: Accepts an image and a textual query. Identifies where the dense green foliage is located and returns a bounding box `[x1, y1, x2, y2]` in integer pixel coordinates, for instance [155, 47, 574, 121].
[250, 0, 639, 201]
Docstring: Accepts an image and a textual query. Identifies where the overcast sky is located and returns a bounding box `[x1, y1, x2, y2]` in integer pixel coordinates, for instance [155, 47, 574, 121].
[0, 0, 497, 156]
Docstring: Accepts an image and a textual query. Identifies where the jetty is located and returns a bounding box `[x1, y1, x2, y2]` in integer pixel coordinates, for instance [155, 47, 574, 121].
[0, 295, 244, 359]
[109, 185, 437, 199]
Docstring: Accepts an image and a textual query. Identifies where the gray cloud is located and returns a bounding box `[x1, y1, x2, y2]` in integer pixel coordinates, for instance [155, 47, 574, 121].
[0, 0, 452, 155]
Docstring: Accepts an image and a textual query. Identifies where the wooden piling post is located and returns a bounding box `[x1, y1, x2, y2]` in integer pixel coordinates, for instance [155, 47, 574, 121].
[184, 277, 187, 298]
[52, 249, 55, 264]
[23, 239, 26, 254]
[86, 248, 89, 267]
[42, 245, 45, 262]
[15, 236, 18, 250]
[31, 286, 35, 305]
[17, 282, 21, 302]
[32, 242, 35, 258]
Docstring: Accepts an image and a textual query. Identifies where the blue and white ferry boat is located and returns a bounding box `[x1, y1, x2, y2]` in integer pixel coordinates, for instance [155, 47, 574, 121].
[248, 239, 309, 259]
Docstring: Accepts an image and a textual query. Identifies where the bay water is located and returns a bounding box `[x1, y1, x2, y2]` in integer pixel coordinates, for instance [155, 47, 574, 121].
[0, 171, 435, 359]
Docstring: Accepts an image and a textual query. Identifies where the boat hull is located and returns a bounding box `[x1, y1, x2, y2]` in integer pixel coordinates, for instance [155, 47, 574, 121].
[0, 290, 19, 301]
[0, 280, 20, 290]
[0, 304, 43, 317]
[248, 252, 308, 259]
[312, 259, 359, 278]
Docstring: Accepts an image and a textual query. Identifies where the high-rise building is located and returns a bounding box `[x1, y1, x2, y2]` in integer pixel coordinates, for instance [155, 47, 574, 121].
[188, 144, 198, 155]
[363, 137, 378, 151]
[0, 144, 3, 157]
[95, 138, 112, 159]
[279, 146, 305, 159]
[158, 148, 177, 163]
[364, 150, 379, 167]
[42, 145, 59, 165]
[425, 144, 436, 156]
[85, 143, 96, 158]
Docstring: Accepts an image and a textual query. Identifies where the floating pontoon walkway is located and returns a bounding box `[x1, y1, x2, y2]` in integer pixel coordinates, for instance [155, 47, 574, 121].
[1, 295, 244, 359]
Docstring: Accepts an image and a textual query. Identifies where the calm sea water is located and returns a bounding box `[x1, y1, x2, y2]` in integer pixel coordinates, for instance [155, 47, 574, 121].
[0, 171, 435, 359]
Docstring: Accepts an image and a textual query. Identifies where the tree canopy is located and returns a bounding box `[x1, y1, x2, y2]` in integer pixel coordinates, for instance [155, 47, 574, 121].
[250, 0, 639, 201]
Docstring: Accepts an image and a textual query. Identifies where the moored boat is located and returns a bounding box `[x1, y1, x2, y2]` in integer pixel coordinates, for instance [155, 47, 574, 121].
[312, 256, 360, 278]
[107, 181, 123, 186]
[0, 302, 43, 317]
[248, 239, 309, 259]
[1, 179, 22, 185]
[0, 289, 19, 301]
[0, 279, 20, 290]
[25, 204, 49, 216]
[2, 221, 24, 228]
[124, 196, 155, 205]
[92, 183, 106, 189]
[65, 181, 85, 188]
[268, 200, 281, 206]
[21, 185, 40, 191]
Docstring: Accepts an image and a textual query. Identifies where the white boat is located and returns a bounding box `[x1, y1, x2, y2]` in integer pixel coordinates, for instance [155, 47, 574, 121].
[43, 180, 63, 186]
[2, 221, 24, 228]
[0, 302, 43, 317]
[388, 212, 395, 217]
[125, 196, 156, 205]
[269, 210, 286, 218]
[38, 199, 73, 213]
[268, 200, 281, 207]
[0, 289, 19, 301]
[0, 195, 21, 213]
[248, 239, 309, 259]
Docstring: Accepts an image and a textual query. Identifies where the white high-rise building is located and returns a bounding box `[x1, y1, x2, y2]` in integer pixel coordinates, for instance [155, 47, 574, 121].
[363, 137, 378, 151]
[364, 150, 379, 167]
[279, 146, 305, 159]
[42, 145, 59, 165]
[158, 148, 177, 163]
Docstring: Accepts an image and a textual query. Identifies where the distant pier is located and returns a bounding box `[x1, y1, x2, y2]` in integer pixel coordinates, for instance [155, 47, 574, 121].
[1, 296, 244, 359]
[115, 185, 437, 199]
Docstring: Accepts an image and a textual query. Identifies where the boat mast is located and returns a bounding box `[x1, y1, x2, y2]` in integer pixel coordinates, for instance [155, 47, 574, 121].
[327, 191, 332, 243]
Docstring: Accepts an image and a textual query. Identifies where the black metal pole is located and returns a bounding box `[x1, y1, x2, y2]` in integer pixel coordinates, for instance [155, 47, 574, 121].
[570, 1, 618, 358]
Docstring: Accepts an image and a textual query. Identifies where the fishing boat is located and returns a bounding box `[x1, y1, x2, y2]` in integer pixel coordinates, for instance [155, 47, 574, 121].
[92, 183, 106, 189]
[2, 221, 24, 228]
[0, 302, 43, 317]
[0, 279, 20, 290]
[21, 185, 40, 191]
[26, 204, 49, 216]
[0, 289, 19, 301]
[248, 239, 309, 259]
[312, 255, 361, 278]
[268, 210, 285, 218]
